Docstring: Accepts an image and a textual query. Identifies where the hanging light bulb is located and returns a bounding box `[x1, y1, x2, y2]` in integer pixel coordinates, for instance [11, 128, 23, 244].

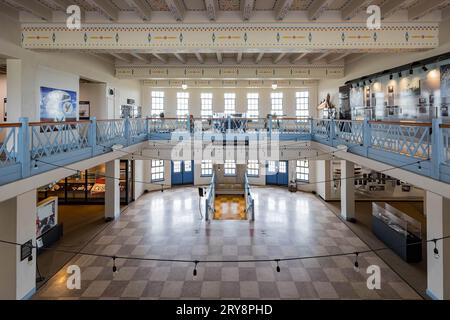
[272, 83, 278, 90]
[433, 239, 439, 259]
[182, 83, 188, 90]
[353, 252, 360, 272]
[112, 256, 118, 273]
[193, 261, 199, 277]
[275, 260, 281, 273]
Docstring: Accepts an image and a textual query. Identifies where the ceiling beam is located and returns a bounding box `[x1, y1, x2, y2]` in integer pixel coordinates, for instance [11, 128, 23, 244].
[328, 52, 352, 63]
[44, 0, 73, 10]
[273, 53, 287, 64]
[174, 53, 186, 64]
[7, 0, 53, 21]
[86, 0, 119, 21]
[255, 52, 264, 64]
[241, 0, 255, 21]
[195, 53, 204, 64]
[165, 0, 185, 21]
[204, 0, 219, 20]
[342, 0, 373, 20]
[152, 53, 167, 63]
[0, 2, 19, 20]
[216, 52, 223, 64]
[380, 0, 409, 19]
[110, 53, 131, 62]
[125, 0, 152, 21]
[308, 0, 333, 20]
[87, 51, 115, 64]
[129, 53, 150, 63]
[408, 0, 449, 20]
[274, 0, 293, 20]
[311, 52, 330, 62]
[236, 52, 243, 64]
[290, 52, 309, 63]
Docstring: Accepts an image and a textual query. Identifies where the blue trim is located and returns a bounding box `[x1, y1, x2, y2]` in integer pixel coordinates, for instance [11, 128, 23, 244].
[426, 289, 440, 300]
[21, 287, 36, 300]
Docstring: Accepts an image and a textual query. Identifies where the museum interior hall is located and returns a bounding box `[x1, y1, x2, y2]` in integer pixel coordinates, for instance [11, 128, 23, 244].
[0, 0, 450, 301]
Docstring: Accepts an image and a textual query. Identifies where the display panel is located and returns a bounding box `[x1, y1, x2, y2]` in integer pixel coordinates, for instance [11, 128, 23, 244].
[40, 86, 78, 122]
[36, 197, 58, 238]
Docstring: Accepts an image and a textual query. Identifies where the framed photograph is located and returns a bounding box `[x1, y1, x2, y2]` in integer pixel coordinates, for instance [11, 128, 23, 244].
[40, 86, 78, 122]
[79, 101, 90, 119]
[387, 85, 395, 106]
[36, 196, 58, 238]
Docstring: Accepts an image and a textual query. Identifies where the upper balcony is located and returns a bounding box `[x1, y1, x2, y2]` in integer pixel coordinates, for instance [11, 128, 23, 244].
[0, 116, 449, 186]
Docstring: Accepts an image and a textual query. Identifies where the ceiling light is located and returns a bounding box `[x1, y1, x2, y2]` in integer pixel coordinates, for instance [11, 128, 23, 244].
[272, 83, 278, 90]
[398, 72, 402, 78]
[182, 84, 188, 90]
[422, 66, 428, 72]
[389, 74, 393, 80]
[409, 69, 413, 75]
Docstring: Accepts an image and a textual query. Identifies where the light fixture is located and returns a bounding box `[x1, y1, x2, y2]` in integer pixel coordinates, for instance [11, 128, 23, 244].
[353, 252, 360, 272]
[182, 83, 188, 90]
[369, 79, 373, 84]
[272, 83, 278, 90]
[275, 259, 281, 273]
[433, 239, 439, 259]
[398, 72, 402, 78]
[193, 260, 199, 277]
[112, 256, 117, 273]
[409, 68, 414, 75]
[422, 65, 428, 72]
[389, 74, 393, 80]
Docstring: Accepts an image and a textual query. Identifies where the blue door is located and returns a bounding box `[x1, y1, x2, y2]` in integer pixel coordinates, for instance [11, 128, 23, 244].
[266, 161, 288, 186]
[171, 161, 194, 185]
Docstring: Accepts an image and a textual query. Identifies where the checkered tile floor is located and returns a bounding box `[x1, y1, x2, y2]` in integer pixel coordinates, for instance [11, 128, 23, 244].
[34, 187, 421, 300]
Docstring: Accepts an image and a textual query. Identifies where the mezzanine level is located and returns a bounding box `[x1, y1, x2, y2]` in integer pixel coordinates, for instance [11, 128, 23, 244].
[0, 116, 449, 188]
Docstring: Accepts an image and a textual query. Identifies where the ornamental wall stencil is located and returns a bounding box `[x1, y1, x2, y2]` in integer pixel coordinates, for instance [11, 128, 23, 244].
[148, 33, 152, 43]
[115, 33, 119, 43]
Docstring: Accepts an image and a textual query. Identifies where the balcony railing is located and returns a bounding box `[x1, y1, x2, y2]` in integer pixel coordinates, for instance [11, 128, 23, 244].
[0, 116, 449, 186]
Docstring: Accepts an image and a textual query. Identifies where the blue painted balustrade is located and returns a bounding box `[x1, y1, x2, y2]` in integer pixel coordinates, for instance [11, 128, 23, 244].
[0, 116, 449, 186]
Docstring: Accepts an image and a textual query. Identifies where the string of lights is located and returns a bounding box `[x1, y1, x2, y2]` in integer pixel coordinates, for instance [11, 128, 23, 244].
[0, 235, 448, 277]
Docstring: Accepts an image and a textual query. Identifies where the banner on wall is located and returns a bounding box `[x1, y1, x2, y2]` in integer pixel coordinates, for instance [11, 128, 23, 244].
[36, 197, 58, 238]
[39, 86, 78, 122]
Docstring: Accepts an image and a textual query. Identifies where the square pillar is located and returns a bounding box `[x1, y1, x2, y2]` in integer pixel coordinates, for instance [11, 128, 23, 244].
[316, 160, 332, 200]
[426, 191, 450, 300]
[0, 190, 37, 300]
[105, 160, 120, 221]
[340, 160, 355, 222]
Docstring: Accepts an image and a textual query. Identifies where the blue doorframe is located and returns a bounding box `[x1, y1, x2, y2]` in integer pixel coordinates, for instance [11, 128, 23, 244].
[266, 161, 288, 186]
[171, 161, 194, 185]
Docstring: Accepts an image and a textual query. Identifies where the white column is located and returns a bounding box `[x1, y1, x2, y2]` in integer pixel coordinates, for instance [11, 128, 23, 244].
[0, 190, 37, 300]
[340, 160, 355, 222]
[426, 191, 450, 300]
[315, 160, 332, 200]
[105, 160, 120, 220]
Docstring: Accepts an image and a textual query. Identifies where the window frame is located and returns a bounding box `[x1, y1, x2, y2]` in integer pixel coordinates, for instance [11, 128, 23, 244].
[176, 92, 190, 118]
[201, 93, 213, 119]
[151, 160, 164, 182]
[296, 160, 309, 182]
[270, 92, 283, 116]
[247, 93, 259, 119]
[247, 160, 259, 177]
[296, 91, 309, 119]
[224, 93, 236, 116]
[151, 91, 164, 117]
[201, 160, 213, 177]
[224, 160, 236, 176]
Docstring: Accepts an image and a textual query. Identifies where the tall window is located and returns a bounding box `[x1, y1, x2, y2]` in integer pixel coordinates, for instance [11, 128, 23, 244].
[177, 92, 189, 118]
[296, 91, 309, 118]
[173, 161, 181, 173]
[201, 160, 212, 176]
[184, 161, 192, 172]
[151, 160, 164, 182]
[151, 91, 164, 116]
[247, 93, 259, 118]
[296, 160, 309, 181]
[224, 93, 236, 115]
[267, 161, 277, 174]
[279, 161, 287, 174]
[201, 93, 213, 118]
[224, 160, 236, 176]
[247, 160, 259, 177]
[271, 92, 283, 116]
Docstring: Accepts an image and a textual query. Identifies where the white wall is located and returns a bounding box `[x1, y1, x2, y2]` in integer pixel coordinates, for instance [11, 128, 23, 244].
[141, 86, 318, 118]
[0, 74, 6, 122]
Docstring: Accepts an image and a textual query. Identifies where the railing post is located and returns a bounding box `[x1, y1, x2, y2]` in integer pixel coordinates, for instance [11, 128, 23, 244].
[431, 118, 443, 180]
[268, 115, 273, 135]
[251, 199, 255, 221]
[17, 117, 31, 178]
[145, 117, 149, 139]
[227, 115, 231, 133]
[124, 117, 131, 146]
[89, 117, 97, 156]
[309, 118, 314, 136]
[363, 117, 371, 157]
[186, 115, 191, 132]
[329, 118, 335, 146]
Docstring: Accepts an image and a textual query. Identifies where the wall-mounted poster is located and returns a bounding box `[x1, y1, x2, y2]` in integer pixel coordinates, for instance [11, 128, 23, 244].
[40, 86, 78, 122]
[36, 197, 58, 238]
[79, 101, 90, 120]
[387, 85, 395, 106]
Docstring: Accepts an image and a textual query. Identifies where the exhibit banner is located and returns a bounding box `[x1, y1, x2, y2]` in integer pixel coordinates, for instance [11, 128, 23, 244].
[36, 197, 58, 238]
[40, 86, 78, 122]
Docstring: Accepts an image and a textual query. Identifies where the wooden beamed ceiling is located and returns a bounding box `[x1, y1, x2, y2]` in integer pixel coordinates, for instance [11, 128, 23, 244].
[97, 51, 363, 66]
[1, 0, 449, 22]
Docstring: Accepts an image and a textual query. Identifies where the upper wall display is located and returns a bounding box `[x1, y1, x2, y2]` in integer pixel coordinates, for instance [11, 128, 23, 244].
[39, 86, 78, 122]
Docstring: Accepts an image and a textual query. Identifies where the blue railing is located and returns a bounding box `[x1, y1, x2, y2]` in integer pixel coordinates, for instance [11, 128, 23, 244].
[244, 173, 255, 221]
[0, 116, 449, 186]
[204, 173, 216, 221]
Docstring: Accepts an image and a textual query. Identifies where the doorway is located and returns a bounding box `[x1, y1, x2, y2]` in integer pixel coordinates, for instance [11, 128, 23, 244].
[171, 160, 194, 185]
[266, 160, 288, 186]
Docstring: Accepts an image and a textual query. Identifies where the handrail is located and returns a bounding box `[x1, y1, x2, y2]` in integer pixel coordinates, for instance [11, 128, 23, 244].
[368, 120, 432, 127]
[440, 124, 450, 129]
[97, 119, 124, 122]
[0, 122, 22, 128]
[29, 120, 91, 126]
